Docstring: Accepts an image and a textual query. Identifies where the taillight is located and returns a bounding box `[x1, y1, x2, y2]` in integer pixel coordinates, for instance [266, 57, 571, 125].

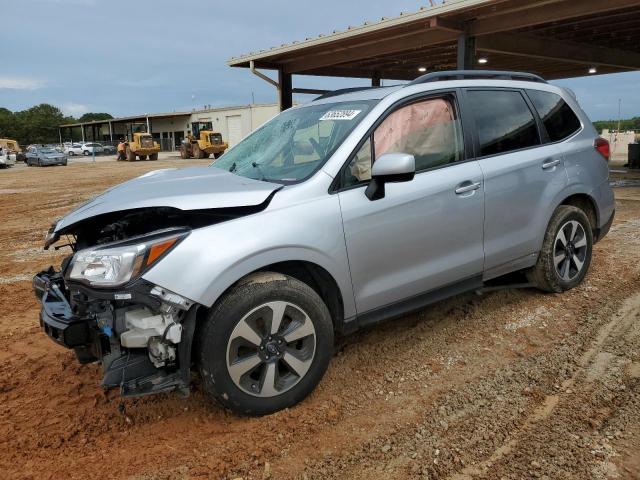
[594, 137, 610, 161]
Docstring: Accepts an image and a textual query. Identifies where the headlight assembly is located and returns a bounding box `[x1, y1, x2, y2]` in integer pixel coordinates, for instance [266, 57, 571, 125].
[68, 232, 186, 287]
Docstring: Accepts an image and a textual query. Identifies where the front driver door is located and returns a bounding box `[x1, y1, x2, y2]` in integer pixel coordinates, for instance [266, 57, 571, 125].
[337, 93, 485, 317]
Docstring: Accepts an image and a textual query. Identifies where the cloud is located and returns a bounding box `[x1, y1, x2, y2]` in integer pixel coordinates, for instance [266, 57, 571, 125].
[61, 103, 89, 117]
[0, 76, 45, 90]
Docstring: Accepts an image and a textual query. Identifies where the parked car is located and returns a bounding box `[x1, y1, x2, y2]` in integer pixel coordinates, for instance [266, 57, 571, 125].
[25, 145, 67, 166]
[34, 71, 614, 416]
[64, 143, 84, 156]
[102, 144, 117, 154]
[0, 148, 16, 168]
[81, 142, 104, 155]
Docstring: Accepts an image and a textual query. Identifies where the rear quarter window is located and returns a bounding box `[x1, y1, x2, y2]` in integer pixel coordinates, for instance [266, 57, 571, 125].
[526, 90, 582, 142]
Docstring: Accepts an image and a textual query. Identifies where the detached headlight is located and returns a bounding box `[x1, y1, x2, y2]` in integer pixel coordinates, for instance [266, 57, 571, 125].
[69, 233, 186, 287]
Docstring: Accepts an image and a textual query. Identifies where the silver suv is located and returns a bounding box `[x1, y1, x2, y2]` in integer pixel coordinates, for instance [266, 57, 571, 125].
[34, 71, 615, 415]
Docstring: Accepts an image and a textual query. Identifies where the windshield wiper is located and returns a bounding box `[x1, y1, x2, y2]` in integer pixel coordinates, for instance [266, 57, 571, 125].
[251, 161, 266, 181]
[229, 162, 237, 173]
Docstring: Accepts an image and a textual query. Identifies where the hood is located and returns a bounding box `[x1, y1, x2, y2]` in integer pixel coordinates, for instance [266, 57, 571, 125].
[45, 153, 64, 158]
[55, 166, 281, 233]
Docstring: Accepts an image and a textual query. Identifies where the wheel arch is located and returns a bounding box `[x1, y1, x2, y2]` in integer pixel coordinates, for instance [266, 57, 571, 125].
[202, 260, 346, 332]
[536, 189, 600, 252]
[559, 193, 598, 233]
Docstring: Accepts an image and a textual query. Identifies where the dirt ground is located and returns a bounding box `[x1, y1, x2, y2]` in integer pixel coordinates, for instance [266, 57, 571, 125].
[1, 159, 639, 480]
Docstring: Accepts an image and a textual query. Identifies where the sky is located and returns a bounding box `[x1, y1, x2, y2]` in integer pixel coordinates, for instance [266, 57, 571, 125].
[1, 0, 638, 121]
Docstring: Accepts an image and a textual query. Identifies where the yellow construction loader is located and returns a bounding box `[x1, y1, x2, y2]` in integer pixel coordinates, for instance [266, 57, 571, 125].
[0, 138, 25, 162]
[180, 122, 228, 159]
[124, 124, 160, 161]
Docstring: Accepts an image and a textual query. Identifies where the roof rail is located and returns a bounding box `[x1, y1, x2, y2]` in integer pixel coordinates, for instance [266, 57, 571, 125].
[315, 86, 380, 101]
[409, 70, 547, 85]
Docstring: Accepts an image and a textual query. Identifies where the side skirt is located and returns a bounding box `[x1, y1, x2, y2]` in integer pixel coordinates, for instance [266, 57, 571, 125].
[350, 276, 484, 332]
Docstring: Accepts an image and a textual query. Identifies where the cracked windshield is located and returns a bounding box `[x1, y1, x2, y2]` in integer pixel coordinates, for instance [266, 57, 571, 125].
[213, 100, 376, 183]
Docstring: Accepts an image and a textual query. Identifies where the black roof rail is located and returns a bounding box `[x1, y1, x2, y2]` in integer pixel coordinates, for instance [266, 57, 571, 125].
[409, 70, 547, 85]
[315, 86, 383, 101]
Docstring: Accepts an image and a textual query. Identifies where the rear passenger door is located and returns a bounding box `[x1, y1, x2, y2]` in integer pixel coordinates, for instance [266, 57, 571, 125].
[463, 88, 567, 278]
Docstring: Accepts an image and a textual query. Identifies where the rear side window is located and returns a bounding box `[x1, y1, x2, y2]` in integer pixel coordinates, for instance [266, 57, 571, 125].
[467, 90, 540, 157]
[527, 90, 582, 142]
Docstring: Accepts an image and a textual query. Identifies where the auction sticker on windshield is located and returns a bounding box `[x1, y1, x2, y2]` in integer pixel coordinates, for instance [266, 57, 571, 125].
[320, 110, 362, 121]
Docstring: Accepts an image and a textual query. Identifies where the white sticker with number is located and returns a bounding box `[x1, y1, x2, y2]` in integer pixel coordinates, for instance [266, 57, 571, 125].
[320, 109, 362, 121]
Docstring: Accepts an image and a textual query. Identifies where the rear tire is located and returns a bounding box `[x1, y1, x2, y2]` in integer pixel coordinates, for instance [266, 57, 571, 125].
[149, 153, 158, 161]
[83, 150, 89, 156]
[192, 143, 203, 159]
[198, 272, 334, 416]
[527, 205, 593, 293]
[139, 155, 147, 161]
[126, 146, 136, 162]
[68, 151, 75, 156]
[180, 145, 190, 159]
[213, 152, 223, 159]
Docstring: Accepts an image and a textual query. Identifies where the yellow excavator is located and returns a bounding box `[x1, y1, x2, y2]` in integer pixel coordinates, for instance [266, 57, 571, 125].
[123, 123, 160, 161]
[180, 121, 228, 159]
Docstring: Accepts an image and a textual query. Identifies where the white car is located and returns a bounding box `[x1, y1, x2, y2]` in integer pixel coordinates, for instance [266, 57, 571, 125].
[0, 149, 16, 168]
[81, 143, 104, 155]
[64, 144, 84, 156]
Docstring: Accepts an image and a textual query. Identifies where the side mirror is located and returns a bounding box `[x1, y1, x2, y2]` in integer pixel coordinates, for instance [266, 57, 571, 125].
[365, 153, 415, 201]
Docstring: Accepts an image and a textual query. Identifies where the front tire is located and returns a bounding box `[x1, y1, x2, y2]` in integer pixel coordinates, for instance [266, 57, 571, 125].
[68, 151, 75, 156]
[149, 153, 158, 161]
[198, 272, 334, 416]
[527, 205, 593, 293]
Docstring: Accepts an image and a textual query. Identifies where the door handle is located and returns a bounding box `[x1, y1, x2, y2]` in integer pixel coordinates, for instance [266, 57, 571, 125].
[455, 181, 481, 195]
[542, 158, 561, 170]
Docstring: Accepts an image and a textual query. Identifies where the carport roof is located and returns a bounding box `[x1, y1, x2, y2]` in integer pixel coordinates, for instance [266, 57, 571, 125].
[227, 0, 640, 80]
[60, 111, 191, 128]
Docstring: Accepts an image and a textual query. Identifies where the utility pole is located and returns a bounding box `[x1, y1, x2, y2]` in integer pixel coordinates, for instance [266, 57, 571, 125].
[617, 98, 622, 133]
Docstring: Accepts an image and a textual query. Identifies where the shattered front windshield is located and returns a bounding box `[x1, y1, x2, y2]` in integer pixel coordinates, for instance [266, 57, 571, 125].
[212, 100, 376, 184]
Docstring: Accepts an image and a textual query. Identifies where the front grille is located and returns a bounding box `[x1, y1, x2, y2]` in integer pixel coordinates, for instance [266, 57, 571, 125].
[210, 134, 222, 145]
[141, 137, 154, 148]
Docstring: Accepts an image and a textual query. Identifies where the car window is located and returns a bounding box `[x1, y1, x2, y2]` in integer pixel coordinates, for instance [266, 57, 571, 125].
[341, 96, 463, 188]
[526, 89, 582, 142]
[374, 97, 463, 170]
[214, 100, 377, 184]
[467, 90, 540, 157]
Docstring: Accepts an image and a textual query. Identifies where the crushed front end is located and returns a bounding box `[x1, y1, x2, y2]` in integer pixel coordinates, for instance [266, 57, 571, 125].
[33, 222, 199, 398]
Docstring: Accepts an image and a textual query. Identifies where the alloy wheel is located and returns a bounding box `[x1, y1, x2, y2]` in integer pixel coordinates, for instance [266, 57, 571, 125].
[553, 220, 588, 281]
[226, 301, 316, 398]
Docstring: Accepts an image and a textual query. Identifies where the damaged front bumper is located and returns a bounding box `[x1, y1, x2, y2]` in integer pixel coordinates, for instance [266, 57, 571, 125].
[33, 268, 198, 397]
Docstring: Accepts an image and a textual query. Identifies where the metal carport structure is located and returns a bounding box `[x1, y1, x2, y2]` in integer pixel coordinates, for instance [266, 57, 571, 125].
[58, 111, 191, 145]
[227, 0, 640, 110]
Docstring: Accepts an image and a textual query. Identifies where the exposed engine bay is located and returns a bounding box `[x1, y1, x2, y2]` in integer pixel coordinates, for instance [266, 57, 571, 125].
[35, 204, 269, 397]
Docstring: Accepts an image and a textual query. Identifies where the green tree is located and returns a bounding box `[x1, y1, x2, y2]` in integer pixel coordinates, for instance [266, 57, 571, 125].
[77, 112, 113, 122]
[14, 104, 67, 144]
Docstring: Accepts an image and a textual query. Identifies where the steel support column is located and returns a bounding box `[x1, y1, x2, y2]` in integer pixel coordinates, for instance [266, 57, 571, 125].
[81, 125, 86, 142]
[457, 32, 476, 70]
[278, 68, 293, 111]
[109, 121, 113, 141]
